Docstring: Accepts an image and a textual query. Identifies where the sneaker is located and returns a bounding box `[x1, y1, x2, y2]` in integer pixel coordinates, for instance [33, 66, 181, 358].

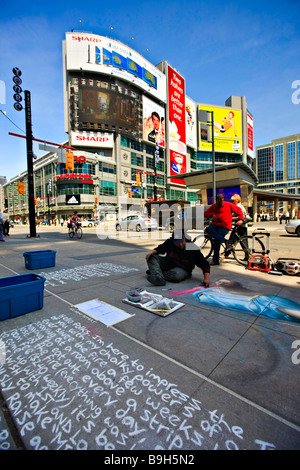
[147, 274, 166, 286]
[210, 261, 219, 265]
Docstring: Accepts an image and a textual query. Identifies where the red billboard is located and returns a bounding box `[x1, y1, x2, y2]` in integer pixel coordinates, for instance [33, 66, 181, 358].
[167, 66, 186, 185]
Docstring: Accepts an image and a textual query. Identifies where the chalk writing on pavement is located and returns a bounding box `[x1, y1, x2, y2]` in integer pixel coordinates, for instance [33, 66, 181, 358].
[0, 314, 275, 450]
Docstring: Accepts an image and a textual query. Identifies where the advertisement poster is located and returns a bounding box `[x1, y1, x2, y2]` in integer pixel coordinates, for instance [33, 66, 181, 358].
[168, 66, 186, 185]
[142, 96, 165, 148]
[199, 105, 243, 153]
[247, 112, 253, 158]
[185, 96, 197, 150]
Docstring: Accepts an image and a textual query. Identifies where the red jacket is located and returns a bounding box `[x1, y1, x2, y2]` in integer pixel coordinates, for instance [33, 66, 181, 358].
[204, 201, 244, 230]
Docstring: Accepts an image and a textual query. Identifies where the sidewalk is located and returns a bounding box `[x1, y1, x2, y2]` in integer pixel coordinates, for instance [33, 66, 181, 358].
[0, 226, 299, 451]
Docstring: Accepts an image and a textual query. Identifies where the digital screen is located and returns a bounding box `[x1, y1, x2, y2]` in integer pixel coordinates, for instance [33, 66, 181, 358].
[206, 186, 241, 205]
[70, 73, 143, 138]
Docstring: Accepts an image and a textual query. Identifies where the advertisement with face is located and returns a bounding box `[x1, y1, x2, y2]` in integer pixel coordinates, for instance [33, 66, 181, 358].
[142, 96, 165, 148]
[167, 66, 186, 185]
[199, 105, 243, 153]
[185, 96, 197, 150]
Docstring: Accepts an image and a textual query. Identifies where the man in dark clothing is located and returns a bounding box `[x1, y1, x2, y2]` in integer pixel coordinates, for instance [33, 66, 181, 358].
[146, 230, 210, 287]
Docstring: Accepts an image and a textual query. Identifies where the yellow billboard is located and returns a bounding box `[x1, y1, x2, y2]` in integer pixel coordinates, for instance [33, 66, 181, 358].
[198, 105, 243, 153]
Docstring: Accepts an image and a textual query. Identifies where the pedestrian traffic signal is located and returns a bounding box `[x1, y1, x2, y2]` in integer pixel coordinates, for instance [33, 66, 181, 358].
[65, 151, 74, 171]
[136, 173, 141, 186]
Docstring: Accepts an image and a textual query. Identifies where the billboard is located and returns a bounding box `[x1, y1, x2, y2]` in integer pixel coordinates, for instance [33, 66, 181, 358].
[70, 73, 143, 138]
[142, 96, 165, 148]
[64, 33, 166, 103]
[70, 131, 114, 148]
[167, 66, 186, 186]
[185, 96, 197, 150]
[198, 105, 242, 153]
[247, 112, 254, 158]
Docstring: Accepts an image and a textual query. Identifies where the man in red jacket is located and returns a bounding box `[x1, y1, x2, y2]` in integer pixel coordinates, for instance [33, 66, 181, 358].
[204, 193, 244, 265]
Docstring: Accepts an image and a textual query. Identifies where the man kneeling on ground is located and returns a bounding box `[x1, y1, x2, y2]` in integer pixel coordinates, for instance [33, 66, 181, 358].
[146, 230, 210, 287]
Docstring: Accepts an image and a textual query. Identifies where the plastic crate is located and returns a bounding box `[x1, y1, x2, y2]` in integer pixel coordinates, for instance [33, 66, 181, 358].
[23, 250, 56, 270]
[0, 273, 46, 321]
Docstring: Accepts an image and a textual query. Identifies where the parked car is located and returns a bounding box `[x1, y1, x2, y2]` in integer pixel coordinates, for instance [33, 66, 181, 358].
[285, 220, 300, 237]
[81, 219, 98, 227]
[116, 214, 158, 232]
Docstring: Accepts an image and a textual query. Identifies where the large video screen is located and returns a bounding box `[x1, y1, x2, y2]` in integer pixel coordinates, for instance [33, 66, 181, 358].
[207, 186, 241, 205]
[70, 73, 143, 138]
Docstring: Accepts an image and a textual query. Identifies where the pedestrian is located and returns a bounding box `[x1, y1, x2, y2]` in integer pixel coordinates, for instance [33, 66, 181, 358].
[145, 229, 210, 287]
[285, 211, 290, 224]
[0, 209, 5, 242]
[204, 193, 244, 265]
[223, 194, 249, 258]
[3, 210, 10, 237]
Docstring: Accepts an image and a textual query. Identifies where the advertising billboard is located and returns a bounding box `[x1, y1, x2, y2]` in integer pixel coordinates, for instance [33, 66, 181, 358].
[185, 96, 197, 150]
[247, 111, 254, 158]
[142, 96, 165, 148]
[198, 105, 243, 153]
[70, 73, 143, 138]
[167, 66, 186, 186]
[64, 33, 166, 103]
[70, 131, 114, 148]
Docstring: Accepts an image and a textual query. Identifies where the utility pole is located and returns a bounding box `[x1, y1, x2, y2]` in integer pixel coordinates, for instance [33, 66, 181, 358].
[24, 90, 37, 237]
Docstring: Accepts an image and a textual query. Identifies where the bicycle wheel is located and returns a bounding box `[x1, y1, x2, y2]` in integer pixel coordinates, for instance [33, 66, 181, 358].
[76, 227, 83, 239]
[68, 228, 75, 239]
[232, 235, 265, 266]
[192, 233, 213, 259]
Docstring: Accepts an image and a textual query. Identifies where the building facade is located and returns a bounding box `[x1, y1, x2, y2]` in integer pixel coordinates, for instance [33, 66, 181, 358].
[255, 133, 300, 214]
[3, 32, 254, 222]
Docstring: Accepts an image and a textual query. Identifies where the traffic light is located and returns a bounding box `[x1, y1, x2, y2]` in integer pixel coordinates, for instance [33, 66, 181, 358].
[65, 151, 74, 171]
[128, 189, 132, 198]
[136, 172, 141, 186]
[95, 197, 98, 205]
[12, 67, 23, 112]
[17, 182, 25, 194]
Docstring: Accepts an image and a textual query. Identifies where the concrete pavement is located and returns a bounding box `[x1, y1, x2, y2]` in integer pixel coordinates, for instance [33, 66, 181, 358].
[0, 222, 299, 452]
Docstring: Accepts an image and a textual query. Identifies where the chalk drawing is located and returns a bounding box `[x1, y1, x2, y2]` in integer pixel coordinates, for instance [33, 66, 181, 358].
[0, 314, 277, 450]
[40, 263, 139, 287]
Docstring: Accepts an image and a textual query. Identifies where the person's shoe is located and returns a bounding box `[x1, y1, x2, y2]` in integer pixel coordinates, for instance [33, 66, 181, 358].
[210, 261, 219, 265]
[147, 274, 166, 286]
[146, 269, 150, 274]
[201, 281, 210, 288]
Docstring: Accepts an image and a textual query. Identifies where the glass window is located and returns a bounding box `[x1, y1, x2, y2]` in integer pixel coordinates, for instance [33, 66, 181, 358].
[99, 181, 116, 196]
[275, 144, 283, 181]
[287, 141, 296, 179]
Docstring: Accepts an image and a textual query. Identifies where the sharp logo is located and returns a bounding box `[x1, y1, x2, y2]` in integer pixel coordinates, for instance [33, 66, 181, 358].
[76, 136, 110, 142]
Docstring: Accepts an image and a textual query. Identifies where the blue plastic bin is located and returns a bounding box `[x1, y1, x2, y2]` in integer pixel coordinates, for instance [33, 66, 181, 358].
[0, 274, 46, 321]
[23, 250, 56, 270]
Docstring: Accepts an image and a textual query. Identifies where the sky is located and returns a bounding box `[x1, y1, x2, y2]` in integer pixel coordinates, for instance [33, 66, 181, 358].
[1, 0, 300, 181]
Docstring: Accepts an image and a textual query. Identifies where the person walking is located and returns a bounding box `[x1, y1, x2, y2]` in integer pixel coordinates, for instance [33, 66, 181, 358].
[146, 229, 210, 287]
[204, 193, 244, 265]
[3, 210, 10, 237]
[285, 211, 290, 224]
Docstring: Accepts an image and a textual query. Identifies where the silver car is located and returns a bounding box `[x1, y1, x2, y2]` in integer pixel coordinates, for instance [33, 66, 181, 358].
[285, 220, 300, 237]
[116, 214, 158, 232]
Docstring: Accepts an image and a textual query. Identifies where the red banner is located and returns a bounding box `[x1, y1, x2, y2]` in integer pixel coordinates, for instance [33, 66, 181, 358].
[167, 66, 186, 185]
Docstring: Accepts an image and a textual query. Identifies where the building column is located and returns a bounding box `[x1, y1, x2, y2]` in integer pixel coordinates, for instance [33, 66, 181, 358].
[252, 194, 258, 222]
[274, 199, 279, 221]
[291, 199, 295, 219]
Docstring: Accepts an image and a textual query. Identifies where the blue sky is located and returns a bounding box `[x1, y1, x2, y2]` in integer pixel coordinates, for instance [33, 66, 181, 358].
[1, 0, 300, 180]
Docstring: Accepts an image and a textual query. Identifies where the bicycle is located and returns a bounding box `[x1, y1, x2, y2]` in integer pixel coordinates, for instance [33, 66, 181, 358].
[68, 223, 83, 239]
[190, 225, 266, 266]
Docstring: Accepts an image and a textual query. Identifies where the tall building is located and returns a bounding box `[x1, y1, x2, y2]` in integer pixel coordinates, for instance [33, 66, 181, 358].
[256, 133, 300, 212]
